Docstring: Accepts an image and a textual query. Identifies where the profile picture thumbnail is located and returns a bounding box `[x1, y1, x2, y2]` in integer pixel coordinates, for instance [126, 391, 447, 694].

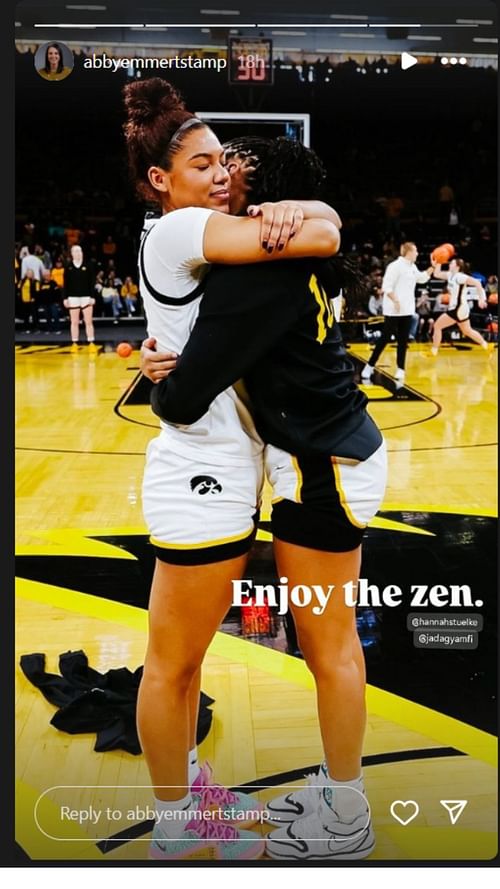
[35, 42, 74, 81]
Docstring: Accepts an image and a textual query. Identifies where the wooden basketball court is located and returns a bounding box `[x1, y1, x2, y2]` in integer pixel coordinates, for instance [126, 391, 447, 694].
[15, 340, 497, 862]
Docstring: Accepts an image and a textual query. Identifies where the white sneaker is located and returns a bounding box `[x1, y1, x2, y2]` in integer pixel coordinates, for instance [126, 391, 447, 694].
[265, 762, 330, 824]
[266, 786, 375, 861]
[394, 368, 405, 381]
[361, 364, 374, 380]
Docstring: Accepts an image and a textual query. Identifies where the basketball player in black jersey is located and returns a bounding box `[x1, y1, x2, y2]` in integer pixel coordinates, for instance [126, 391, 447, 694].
[141, 137, 386, 860]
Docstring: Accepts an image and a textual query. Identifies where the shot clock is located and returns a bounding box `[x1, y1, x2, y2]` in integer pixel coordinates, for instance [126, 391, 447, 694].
[228, 37, 273, 85]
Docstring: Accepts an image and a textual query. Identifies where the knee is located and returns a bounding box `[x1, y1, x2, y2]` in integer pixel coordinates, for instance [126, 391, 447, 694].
[142, 651, 202, 693]
[299, 632, 357, 680]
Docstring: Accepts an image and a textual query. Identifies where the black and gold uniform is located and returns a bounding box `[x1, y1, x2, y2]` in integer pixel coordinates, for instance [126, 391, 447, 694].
[151, 259, 386, 552]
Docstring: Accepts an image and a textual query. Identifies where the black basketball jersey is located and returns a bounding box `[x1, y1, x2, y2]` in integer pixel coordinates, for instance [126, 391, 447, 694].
[151, 258, 382, 461]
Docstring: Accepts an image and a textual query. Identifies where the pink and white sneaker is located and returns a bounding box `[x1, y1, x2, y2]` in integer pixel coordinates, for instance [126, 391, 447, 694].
[191, 762, 264, 828]
[149, 817, 265, 861]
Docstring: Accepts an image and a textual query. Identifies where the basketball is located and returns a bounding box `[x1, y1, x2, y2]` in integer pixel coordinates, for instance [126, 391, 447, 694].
[117, 342, 133, 358]
[488, 292, 498, 305]
[440, 292, 450, 304]
[432, 243, 455, 264]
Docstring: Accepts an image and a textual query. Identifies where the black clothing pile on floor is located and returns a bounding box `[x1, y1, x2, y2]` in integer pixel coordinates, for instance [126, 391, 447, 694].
[20, 650, 214, 754]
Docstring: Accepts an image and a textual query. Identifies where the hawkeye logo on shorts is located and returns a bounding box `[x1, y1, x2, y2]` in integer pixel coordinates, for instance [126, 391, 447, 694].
[190, 475, 223, 495]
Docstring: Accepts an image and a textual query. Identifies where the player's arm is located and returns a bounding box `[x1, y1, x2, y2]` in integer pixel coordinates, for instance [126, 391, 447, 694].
[203, 213, 340, 264]
[465, 276, 487, 308]
[415, 264, 434, 284]
[151, 266, 299, 424]
[430, 261, 450, 281]
[248, 200, 342, 243]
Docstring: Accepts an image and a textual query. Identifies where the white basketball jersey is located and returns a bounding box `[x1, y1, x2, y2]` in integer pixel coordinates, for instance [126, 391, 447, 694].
[139, 207, 263, 466]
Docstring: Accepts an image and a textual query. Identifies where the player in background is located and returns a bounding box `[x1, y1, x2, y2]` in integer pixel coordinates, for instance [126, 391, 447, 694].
[430, 257, 490, 355]
[361, 242, 433, 382]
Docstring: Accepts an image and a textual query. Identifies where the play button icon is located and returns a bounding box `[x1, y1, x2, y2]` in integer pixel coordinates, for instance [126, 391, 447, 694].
[401, 52, 418, 70]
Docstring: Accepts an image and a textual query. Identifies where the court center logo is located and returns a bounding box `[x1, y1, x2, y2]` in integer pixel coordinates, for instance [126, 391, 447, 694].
[189, 475, 223, 495]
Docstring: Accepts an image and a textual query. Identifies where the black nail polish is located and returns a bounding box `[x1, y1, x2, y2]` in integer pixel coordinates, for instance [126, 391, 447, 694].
[267, 246, 273, 254]
[278, 244, 284, 251]
[262, 241, 268, 250]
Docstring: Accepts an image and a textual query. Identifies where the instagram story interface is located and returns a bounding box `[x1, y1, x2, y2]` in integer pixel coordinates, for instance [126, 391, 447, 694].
[14, 0, 497, 867]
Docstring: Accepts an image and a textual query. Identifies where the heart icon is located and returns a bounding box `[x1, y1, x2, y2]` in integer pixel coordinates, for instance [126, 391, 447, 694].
[390, 800, 419, 826]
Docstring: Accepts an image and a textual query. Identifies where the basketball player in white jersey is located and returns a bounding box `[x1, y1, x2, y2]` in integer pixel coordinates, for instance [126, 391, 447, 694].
[431, 257, 490, 355]
[123, 77, 340, 861]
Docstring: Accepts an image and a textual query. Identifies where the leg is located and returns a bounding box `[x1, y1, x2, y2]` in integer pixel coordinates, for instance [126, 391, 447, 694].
[432, 313, 455, 351]
[137, 554, 247, 801]
[82, 304, 95, 343]
[188, 666, 202, 750]
[69, 307, 80, 343]
[395, 315, 413, 371]
[457, 319, 487, 347]
[273, 538, 364, 781]
[367, 315, 397, 367]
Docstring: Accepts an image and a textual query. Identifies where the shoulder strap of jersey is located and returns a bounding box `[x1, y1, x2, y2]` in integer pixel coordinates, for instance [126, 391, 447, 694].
[138, 226, 205, 307]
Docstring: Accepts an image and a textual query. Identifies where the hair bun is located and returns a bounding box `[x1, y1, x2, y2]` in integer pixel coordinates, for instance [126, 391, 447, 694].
[123, 77, 187, 126]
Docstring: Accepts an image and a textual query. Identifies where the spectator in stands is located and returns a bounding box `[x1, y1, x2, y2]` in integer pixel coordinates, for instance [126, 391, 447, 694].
[39, 268, 62, 334]
[21, 246, 45, 282]
[101, 271, 122, 324]
[35, 243, 52, 270]
[365, 286, 384, 342]
[121, 275, 139, 317]
[18, 269, 40, 332]
[50, 257, 65, 290]
[486, 275, 498, 297]
[93, 269, 105, 317]
[415, 290, 434, 342]
[368, 289, 383, 317]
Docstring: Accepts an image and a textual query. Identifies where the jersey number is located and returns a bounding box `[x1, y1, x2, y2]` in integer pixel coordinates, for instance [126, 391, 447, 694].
[309, 273, 334, 344]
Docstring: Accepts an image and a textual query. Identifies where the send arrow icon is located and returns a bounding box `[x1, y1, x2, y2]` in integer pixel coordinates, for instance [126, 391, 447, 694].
[401, 52, 418, 70]
[440, 800, 468, 824]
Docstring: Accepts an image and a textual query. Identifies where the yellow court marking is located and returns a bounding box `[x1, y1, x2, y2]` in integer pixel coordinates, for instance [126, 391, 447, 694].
[359, 385, 395, 399]
[16, 780, 102, 861]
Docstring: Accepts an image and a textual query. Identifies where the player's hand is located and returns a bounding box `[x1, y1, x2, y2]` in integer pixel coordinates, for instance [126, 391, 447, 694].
[392, 298, 400, 312]
[478, 298, 488, 310]
[140, 336, 178, 384]
[247, 201, 305, 251]
[430, 254, 439, 268]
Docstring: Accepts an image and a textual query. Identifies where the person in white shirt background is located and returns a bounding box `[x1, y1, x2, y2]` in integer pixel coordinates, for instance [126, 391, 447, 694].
[361, 241, 433, 382]
[20, 245, 45, 282]
[430, 257, 490, 355]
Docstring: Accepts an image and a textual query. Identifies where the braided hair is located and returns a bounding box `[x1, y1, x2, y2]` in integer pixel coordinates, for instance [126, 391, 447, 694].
[224, 135, 367, 309]
[223, 136, 326, 204]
